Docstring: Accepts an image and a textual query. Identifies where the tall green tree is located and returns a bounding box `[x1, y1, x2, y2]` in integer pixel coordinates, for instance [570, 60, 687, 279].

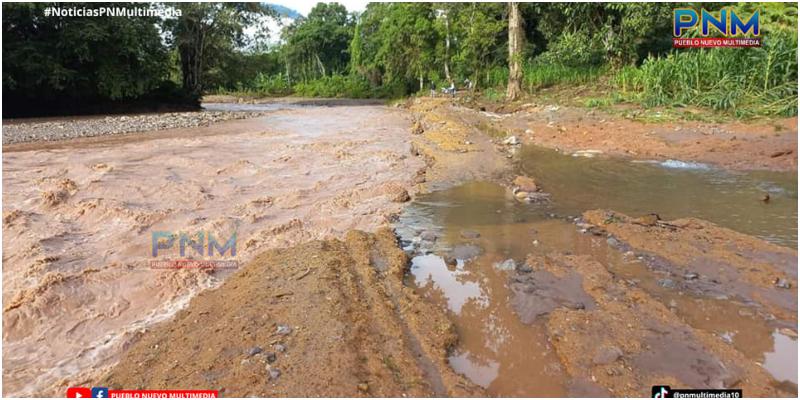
[282, 2, 354, 82]
[164, 2, 274, 96]
[3, 2, 170, 114]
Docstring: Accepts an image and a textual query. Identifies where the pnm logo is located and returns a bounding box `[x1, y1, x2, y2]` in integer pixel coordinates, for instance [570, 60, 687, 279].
[672, 8, 761, 48]
[150, 231, 238, 270]
[151, 231, 236, 257]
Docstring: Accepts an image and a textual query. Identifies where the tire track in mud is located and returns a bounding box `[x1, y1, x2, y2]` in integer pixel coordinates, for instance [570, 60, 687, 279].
[102, 229, 480, 396]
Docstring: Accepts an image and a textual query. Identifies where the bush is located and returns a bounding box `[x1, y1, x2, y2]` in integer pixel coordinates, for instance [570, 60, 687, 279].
[292, 75, 373, 98]
[613, 30, 798, 117]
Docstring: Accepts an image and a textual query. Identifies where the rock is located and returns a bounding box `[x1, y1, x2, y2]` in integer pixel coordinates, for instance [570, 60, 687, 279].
[357, 383, 369, 392]
[420, 231, 437, 241]
[632, 213, 660, 226]
[592, 346, 623, 365]
[779, 328, 798, 339]
[265, 352, 277, 363]
[494, 259, 516, 271]
[267, 366, 281, 380]
[443, 255, 457, 267]
[450, 243, 482, 260]
[657, 278, 676, 288]
[502, 136, 520, 145]
[606, 237, 619, 247]
[247, 346, 263, 356]
[460, 230, 480, 239]
[514, 191, 531, 200]
[516, 264, 533, 273]
[276, 325, 292, 335]
[774, 278, 791, 289]
[571, 302, 586, 310]
[273, 343, 287, 352]
[390, 187, 411, 203]
[411, 120, 424, 135]
[761, 193, 770, 203]
[525, 129, 534, 135]
[683, 272, 699, 280]
[513, 175, 538, 192]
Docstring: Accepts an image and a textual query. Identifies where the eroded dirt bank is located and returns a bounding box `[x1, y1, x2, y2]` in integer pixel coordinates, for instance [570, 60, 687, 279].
[103, 229, 480, 396]
[2, 105, 425, 396]
[476, 101, 797, 171]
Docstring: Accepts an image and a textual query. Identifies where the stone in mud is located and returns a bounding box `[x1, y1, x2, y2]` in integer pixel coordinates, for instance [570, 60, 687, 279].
[265, 352, 277, 363]
[276, 324, 292, 335]
[509, 268, 596, 324]
[657, 278, 676, 289]
[592, 346, 623, 365]
[267, 366, 281, 380]
[460, 230, 480, 239]
[411, 120, 425, 135]
[248, 346, 263, 356]
[516, 264, 533, 273]
[502, 136, 520, 145]
[443, 255, 457, 267]
[512, 175, 539, 192]
[273, 343, 287, 353]
[450, 243, 482, 260]
[420, 231, 437, 241]
[683, 272, 699, 280]
[632, 213, 660, 226]
[774, 278, 791, 289]
[494, 259, 516, 271]
[389, 187, 411, 203]
[514, 175, 539, 192]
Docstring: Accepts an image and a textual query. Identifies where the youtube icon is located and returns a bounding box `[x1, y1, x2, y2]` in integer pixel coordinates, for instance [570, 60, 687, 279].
[66, 387, 91, 398]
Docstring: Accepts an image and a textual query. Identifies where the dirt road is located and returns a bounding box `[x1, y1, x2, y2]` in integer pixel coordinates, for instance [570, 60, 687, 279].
[2, 105, 424, 396]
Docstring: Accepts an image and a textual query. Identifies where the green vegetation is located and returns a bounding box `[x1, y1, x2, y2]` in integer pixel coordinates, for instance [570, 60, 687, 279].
[3, 2, 797, 118]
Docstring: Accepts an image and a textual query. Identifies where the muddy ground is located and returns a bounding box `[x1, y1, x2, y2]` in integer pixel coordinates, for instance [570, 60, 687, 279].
[3, 96, 797, 397]
[477, 101, 797, 171]
[103, 229, 479, 397]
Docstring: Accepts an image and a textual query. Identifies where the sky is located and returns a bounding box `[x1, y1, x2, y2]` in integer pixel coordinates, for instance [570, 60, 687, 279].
[271, 0, 370, 17]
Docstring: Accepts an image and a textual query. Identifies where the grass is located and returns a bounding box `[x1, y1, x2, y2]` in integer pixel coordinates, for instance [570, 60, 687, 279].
[613, 31, 797, 118]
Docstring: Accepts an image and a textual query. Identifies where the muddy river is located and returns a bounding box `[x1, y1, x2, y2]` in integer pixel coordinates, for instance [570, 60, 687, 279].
[395, 146, 797, 396]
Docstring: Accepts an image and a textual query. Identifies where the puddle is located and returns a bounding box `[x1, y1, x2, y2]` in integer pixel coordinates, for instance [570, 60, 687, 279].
[518, 145, 797, 247]
[763, 331, 798, 385]
[396, 179, 798, 396]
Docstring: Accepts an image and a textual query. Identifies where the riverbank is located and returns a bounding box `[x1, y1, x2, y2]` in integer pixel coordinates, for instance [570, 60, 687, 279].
[2, 110, 268, 145]
[469, 98, 797, 172]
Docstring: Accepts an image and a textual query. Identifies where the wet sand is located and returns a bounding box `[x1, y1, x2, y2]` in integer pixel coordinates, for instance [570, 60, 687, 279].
[2, 105, 424, 396]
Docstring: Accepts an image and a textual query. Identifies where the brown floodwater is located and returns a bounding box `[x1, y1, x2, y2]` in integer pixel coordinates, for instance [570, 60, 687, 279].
[395, 175, 797, 396]
[518, 145, 797, 247]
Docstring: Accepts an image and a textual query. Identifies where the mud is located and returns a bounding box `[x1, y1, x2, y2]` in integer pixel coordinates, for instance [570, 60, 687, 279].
[103, 229, 480, 397]
[483, 102, 797, 171]
[2, 105, 425, 396]
[406, 98, 510, 191]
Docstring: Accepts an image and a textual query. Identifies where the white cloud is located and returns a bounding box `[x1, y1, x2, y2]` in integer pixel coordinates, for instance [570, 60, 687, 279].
[271, 0, 370, 17]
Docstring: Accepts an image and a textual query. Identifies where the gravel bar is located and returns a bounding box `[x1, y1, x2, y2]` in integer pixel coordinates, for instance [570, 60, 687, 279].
[2, 111, 267, 145]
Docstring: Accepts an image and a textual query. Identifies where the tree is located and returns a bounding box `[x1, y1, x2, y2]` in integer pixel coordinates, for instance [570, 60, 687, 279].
[164, 3, 274, 96]
[2, 2, 171, 116]
[506, 2, 523, 100]
[282, 2, 354, 82]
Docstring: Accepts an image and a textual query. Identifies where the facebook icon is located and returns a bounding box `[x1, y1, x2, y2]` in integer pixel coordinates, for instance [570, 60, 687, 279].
[91, 387, 109, 398]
